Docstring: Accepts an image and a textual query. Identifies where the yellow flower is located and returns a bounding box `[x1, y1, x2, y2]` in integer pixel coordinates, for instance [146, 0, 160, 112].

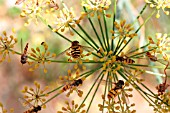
[21, 81, 49, 106]
[52, 8, 79, 35]
[57, 100, 86, 113]
[82, 0, 111, 11]
[20, 0, 54, 25]
[0, 30, 17, 63]
[59, 69, 85, 97]
[145, 0, 170, 18]
[28, 42, 56, 73]
[81, 0, 111, 17]
[147, 33, 170, 61]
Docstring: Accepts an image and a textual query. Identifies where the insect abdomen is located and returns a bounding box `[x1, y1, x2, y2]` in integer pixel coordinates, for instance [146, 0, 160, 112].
[107, 89, 117, 100]
[71, 46, 81, 58]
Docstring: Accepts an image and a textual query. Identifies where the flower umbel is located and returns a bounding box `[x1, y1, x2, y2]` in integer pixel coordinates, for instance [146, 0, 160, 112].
[57, 100, 86, 113]
[28, 42, 56, 73]
[145, 0, 170, 18]
[0, 30, 17, 63]
[0, 102, 14, 113]
[59, 69, 85, 97]
[147, 33, 170, 61]
[20, 0, 54, 25]
[82, 0, 111, 17]
[21, 81, 48, 108]
[52, 8, 80, 35]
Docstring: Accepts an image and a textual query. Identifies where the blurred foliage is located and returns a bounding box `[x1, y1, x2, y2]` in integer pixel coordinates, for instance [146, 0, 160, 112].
[0, 0, 4, 5]
[7, 7, 21, 17]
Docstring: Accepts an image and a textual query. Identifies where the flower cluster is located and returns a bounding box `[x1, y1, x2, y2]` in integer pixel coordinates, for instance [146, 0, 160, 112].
[82, 0, 111, 17]
[145, 0, 170, 18]
[57, 100, 86, 113]
[150, 92, 170, 113]
[19, 0, 56, 25]
[0, 30, 17, 63]
[0, 102, 14, 113]
[52, 8, 81, 35]
[21, 81, 48, 108]
[147, 33, 170, 61]
[59, 69, 85, 97]
[112, 20, 137, 44]
[98, 82, 134, 113]
[28, 42, 56, 73]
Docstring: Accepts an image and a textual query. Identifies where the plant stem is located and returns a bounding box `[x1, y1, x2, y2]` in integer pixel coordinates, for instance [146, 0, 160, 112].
[97, 12, 107, 51]
[83, 7, 105, 51]
[117, 9, 156, 55]
[77, 24, 99, 49]
[103, 10, 110, 51]
[86, 73, 105, 112]
[48, 25, 72, 43]
[78, 71, 103, 110]
[70, 25, 97, 51]
[111, 0, 117, 51]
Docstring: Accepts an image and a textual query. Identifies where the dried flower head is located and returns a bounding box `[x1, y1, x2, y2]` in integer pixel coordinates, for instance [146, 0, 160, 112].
[0, 30, 17, 63]
[28, 42, 56, 73]
[21, 81, 49, 107]
[145, 0, 170, 18]
[57, 100, 86, 113]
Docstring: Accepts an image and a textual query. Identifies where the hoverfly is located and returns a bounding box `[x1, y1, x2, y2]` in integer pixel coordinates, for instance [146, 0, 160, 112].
[19, 98, 41, 113]
[57, 41, 93, 61]
[21, 39, 29, 65]
[146, 52, 157, 62]
[15, 0, 26, 5]
[15, 0, 38, 5]
[62, 78, 83, 92]
[116, 56, 135, 64]
[107, 80, 125, 100]
[48, 0, 59, 10]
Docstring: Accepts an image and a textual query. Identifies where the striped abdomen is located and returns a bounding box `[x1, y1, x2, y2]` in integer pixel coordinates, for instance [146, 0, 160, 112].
[62, 84, 71, 92]
[107, 89, 118, 100]
[71, 45, 81, 59]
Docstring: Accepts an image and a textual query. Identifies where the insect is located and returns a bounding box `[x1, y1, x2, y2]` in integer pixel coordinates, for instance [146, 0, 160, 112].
[15, 0, 26, 5]
[146, 52, 157, 62]
[19, 98, 41, 113]
[15, 0, 38, 5]
[21, 39, 29, 64]
[62, 78, 83, 92]
[156, 83, 170, 96]
[48, 0, 59, 10]
[116, 56, 135, 64]
[107, 80, 125, 100]
[58, 41, 93, 61]
[156, 61, 170, 95]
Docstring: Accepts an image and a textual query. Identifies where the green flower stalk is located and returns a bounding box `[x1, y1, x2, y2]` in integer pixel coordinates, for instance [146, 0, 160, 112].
[1, 0, 170, 113]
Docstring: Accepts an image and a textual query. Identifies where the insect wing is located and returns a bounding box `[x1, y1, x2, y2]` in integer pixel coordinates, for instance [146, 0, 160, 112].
[18, 98, 33, 108]
[56, 47, 70, 59]
[15, 0, 25, 5]
[121, 91, 130, 105]
[81, 46, 94, 52]
[101, 80, 116, 88]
